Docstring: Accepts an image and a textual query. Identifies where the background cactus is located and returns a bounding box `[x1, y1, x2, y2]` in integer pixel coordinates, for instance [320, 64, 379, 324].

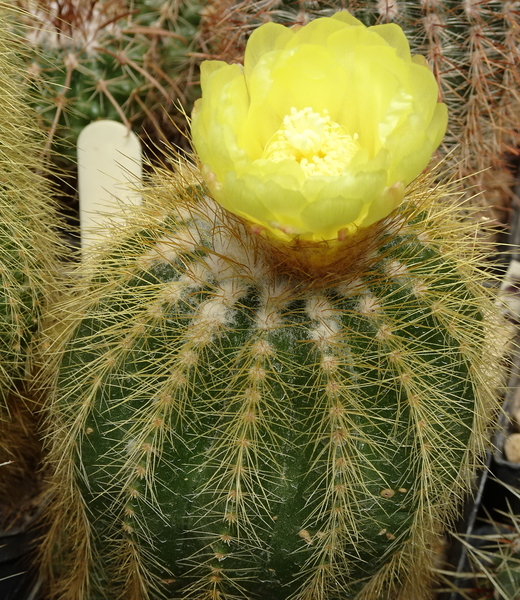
[193, 0, 520, 219]
[7, 0, 202, 162]
[0, 9, 65, 520]
[439, 482, 520, 600]
[40, 157, 504, 599]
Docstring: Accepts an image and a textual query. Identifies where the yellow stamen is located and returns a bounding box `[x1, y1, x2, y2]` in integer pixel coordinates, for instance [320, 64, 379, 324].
[263, 107, 360, 176]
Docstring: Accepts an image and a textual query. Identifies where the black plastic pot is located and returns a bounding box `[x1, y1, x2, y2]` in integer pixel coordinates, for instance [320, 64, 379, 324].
[0, 505, 43, 600]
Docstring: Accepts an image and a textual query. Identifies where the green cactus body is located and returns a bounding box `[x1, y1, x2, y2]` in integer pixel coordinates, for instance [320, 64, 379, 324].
[9, 0, 201, 160]
[43, 166, 502, 600]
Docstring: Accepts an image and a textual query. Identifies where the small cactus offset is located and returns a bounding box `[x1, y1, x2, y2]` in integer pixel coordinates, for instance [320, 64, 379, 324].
[0, 9, 65, 506]
[41, 11, 507, 600]
[7, 0, 202, 161]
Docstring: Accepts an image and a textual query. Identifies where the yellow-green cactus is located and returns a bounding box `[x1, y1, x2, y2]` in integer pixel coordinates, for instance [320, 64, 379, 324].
[41, 164, 504, 600]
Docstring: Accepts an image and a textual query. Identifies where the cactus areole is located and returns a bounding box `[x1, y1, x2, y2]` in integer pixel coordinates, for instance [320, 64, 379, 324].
[46, 14, 501, 600]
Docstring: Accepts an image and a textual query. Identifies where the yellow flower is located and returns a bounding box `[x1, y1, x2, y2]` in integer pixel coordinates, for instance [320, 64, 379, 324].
[191, 11, 447, 243]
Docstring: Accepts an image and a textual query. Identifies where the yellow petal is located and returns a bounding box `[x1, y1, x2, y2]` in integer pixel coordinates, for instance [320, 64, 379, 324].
[264, 45, 348, 122]
[286, 16, 348, 48]
[243, 159, 306, 211]
[192, 62, 250, 180]
[351, 51, 404, 155]
[244, 22, 294, 82]
[377, 87, 413, 143]
[383, 105, 446, 184]
[426, 102, 448, 152]
[411, 54, 429, 68]
[331, 10, 365, 27]
[360, 181, 406, 228]
[369, 23, 411, 61]
[301, 170, 387, 237]
[221, 172, 279, 227]
[222, 166, 307, 235]
[409, 61, 440, 126]
[327, 24, 392, 66]
[240, 51, 285, 156]
[301, 196, 364, 239]
[199, 60, 229, 89]
[385, 117, 430, 184]
[328, 28, 405, 146]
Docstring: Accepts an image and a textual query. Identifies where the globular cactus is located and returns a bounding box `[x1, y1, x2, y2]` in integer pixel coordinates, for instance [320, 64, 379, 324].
[40, 10, 507, 600]
[0, 9, 65, 510]
[40, 163, 504, 600]
[7, 0, 202, 161]
[194, 0, 520, 216]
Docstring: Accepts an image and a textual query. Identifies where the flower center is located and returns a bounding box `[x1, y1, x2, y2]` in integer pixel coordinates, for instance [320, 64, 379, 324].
[263, 107, 360, 176]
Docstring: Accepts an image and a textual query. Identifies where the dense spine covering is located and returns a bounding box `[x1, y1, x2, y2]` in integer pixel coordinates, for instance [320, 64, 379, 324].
[0, 10, 65, 510]
[41, 159, 503, 600]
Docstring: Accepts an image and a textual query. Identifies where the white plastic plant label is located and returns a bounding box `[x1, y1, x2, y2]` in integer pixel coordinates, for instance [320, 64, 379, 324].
[78, 120, 142, 252]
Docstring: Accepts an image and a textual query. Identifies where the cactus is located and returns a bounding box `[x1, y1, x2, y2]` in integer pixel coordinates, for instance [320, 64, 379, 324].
[0, 9, 65, 511]
[7, 0, 202, 162]
[40, 154, 505, 599]
[439, 482, 520, 600]
[194, 0, 520, 215]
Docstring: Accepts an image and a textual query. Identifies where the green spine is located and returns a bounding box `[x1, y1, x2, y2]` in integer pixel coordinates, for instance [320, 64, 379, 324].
[42, 165, 503, 600]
